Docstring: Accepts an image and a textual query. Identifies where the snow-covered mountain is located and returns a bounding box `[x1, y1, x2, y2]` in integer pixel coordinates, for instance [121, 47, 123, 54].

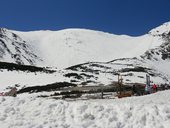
[63, 23, 170, 86]
[12, 28, 163, 68]
[149, 22, 170, 36]
[1, 22, 170, 128]
[0, 22, 170, 91]
[1, 22, 169, 69]
[0, 28, 42, 65]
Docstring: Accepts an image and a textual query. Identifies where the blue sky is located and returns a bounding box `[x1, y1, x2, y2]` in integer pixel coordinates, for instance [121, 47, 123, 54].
[0, 0, 170, 36]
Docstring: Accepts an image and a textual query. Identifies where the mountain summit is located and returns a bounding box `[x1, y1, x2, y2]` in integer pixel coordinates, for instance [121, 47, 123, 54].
[0, 21, 170, 91]
[11, 26, 165, 68]
[149, 22, 170, 36]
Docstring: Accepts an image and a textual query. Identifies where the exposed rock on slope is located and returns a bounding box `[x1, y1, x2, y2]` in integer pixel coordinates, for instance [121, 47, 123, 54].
[0, 28, 42, 65]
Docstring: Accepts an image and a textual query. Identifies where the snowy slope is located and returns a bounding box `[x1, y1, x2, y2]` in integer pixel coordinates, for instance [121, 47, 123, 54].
[149, 22, 170, 36]
[0, 69, 66, 92]
[1, 22, 169, 69]
[0, 90, 170, 128]
[0, 28, 42, 65]
[13, 28, 162, 68]
[0, 22, 170, 128]
[0, 22, 170, 91]
[63, 22, 170, 86]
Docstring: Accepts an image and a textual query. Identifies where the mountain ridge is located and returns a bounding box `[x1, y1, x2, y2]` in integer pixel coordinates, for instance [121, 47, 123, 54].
[0, 22, 170, 90]
[7, 25, 165, 68]
[0, 28, 42, 65]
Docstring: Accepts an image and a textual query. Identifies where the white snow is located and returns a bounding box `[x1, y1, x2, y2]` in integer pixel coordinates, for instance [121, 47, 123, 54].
[0, 69, 69, 91]
[147, 59, 170, 81]
[0, 90, 170, 128]
[150, 21, 170, 35]
[0, 22, 170, 128]
[0, 23, 169, 90]
[13, 29, 163, 68]
[0, 28, 42, 65]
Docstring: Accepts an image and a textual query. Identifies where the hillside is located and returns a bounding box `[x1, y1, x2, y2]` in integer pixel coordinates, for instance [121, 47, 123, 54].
[0, 22, 170, 92]
[0, 28, 42, 65]
[13, 28, 162, 68]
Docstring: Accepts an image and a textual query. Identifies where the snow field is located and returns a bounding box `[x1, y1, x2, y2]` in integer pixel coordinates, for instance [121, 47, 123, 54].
[14, 28, 163, 68]
[0, 69, 68, 91]
[0, 90, 170, 128]
[0, 22, 170, 128]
